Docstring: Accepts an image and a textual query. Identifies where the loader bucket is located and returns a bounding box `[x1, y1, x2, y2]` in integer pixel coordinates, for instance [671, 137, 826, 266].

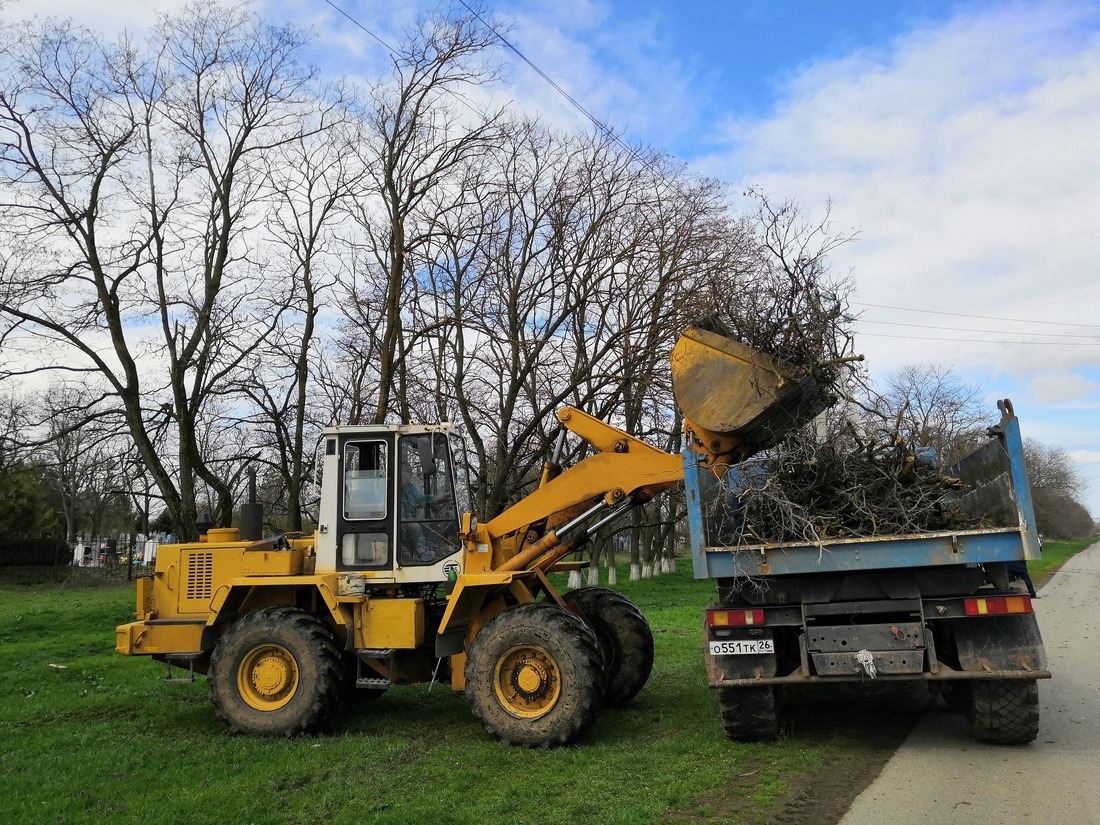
[671, 326, 829, 463]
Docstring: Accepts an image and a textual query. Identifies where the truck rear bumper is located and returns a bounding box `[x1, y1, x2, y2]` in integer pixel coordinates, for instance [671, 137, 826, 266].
[712, 668, 1052, 688]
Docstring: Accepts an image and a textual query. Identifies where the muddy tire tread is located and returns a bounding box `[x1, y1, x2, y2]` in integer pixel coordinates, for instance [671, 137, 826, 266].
[208, 605, 341, 737]
[465, 603, 604, 748]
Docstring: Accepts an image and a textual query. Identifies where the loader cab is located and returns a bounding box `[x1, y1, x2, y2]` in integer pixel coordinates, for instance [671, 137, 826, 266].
[315, 423, 473, 584]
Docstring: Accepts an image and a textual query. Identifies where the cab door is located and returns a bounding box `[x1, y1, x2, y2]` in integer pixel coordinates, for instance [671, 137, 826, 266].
[336, 435, 395, 571]
[396, 432, 462, 570]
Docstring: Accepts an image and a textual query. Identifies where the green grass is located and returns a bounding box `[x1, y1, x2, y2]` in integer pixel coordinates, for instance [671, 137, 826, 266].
[1030, 538, 1096, 584]
[0, 561, 820, 825]
[6, 538, 1091, 823]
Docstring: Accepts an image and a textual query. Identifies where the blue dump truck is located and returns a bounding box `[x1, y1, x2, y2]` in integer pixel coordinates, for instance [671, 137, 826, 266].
[686, 399, 1049, 744]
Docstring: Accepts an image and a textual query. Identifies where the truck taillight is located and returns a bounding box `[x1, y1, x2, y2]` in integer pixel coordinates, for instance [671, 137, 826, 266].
[964, 595, 1033, 616]
[707, 608, 765, 627]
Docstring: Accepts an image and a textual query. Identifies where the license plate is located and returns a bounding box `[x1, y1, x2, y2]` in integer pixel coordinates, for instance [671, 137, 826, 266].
[709, 639, 774, 656]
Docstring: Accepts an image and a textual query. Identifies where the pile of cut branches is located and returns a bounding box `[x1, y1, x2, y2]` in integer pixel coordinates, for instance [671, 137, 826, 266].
[693, 190, 862, 412]
[689, 191, 981, 545]
[707, 415, 978, 547]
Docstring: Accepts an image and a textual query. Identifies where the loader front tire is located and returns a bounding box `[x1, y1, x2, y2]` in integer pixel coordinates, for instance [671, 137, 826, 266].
[718, 685, 780, 742]
[465, 602, 604, 747]
[209, 606, 341, 737]
[566, 588, 654, 706]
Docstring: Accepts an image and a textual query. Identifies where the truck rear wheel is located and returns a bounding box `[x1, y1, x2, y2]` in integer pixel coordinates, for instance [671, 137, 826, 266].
[566, 588, 654, 706]
[718, 685, 780, 742]
[966, 679, 1039, 744]
[465, 602, 604, 747]
[209, 606, 341, 736]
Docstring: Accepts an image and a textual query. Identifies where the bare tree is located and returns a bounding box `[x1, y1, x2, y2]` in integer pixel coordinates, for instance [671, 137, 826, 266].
[347, 7, 506, 426]
[239, 102, 360, 531]
[0, 5, 333, 538]
[1021, 438, 1093, 538]
[38, 386, 119, 543]
[874, 363, 988, 466]
[0, 391, 59, 539]
[1024, 439, 1085, 500]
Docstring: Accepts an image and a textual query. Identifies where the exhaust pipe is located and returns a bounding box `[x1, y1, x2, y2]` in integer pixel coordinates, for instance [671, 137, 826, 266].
[239, 467, 264, 542]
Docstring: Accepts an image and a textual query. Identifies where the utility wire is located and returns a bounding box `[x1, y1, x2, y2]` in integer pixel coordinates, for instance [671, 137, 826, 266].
[327, 0, 660, 175]
[455, 0, 650, 169]
[860, 332, 1100, 346]
[858, 318, 1100, 341]
[322, 0, 398, 56]
[322, 0, 503, 122]
[851, 300, 1100, 330]
[321, 0, 1086, 343]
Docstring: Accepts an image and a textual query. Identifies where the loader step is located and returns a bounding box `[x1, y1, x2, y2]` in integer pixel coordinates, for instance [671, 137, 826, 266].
[164, 654, 201, 685]
[358, 648, 394, 658]
[356, 676, 392, 689]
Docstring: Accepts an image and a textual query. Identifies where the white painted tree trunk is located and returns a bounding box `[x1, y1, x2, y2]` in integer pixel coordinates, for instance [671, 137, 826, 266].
[662, 556, 676, 574]
[607, 565, 617, 585]
[586, 566, 599, 586]
[630, 562, 641, 581]
[641, 561, 653, 579]
[567, 569, 583, 590]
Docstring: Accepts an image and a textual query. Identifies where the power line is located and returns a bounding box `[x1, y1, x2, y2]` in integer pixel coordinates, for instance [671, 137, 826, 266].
[327, 0, 658, 175]
[321, 3, 1083, 341]
[851, 300, 1100, 330]
[455, 0, 647, 167]
[858, 318, 1100, 341]
[860, 332, 1100, 346]
[322, 1, 503, 123]
[322, 0, 398, 56]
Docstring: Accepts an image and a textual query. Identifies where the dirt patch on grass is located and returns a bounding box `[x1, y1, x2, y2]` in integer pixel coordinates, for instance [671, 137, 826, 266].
[764, 698, 917, 825]
[666, 690, 921, 825]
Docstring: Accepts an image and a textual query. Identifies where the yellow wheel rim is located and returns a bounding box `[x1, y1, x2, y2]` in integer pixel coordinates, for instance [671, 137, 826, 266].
[237, 644, 299, 711]
[493, 644, 561, 719]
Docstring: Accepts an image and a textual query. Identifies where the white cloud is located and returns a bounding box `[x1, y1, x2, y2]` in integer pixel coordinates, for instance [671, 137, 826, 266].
[495, 1, 704, 149]
[1070, 449, 1100, 465]
[1029, 373, 1100, 404]
[5, 0, 182, 32]
[704, 3, 1100, 378]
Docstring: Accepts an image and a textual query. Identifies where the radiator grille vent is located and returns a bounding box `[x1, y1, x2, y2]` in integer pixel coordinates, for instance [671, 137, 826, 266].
[185, 553, 214, 601]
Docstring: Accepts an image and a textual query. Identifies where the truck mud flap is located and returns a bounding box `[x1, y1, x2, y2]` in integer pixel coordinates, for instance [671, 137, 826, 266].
[951, 613, 1047, 674]
[706, 650, 777, 683]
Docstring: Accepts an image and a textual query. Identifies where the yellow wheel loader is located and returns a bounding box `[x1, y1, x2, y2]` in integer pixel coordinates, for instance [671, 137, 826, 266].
[116, 327, 822, 746]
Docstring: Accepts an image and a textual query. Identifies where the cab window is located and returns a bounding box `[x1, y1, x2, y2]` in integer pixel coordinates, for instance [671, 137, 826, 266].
[343, 441, 387, 521]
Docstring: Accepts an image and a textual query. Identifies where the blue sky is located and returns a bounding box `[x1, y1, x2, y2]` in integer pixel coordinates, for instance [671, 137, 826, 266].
[10, 0, 1100, 515]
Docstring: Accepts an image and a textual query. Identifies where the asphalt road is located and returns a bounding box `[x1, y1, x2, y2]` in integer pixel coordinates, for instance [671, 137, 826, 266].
[840, 541, 1100, 825]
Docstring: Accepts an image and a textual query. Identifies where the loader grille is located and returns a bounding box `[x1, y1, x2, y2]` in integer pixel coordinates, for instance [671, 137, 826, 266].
[185, 553, 214, 601]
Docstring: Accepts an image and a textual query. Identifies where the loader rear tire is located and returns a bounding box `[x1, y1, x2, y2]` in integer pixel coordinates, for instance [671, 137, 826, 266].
[465, 602, 604, 748]
[209, 606, 341, 737]
[566, 588, 654, 706]
[966, 679, 1039, 745]
[718, 685, 779, 742]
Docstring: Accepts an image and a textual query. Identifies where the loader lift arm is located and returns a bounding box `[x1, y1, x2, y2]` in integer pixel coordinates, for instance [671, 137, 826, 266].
[439, 325, 830, 655]
[437, 406, 685, 649]
[484, 406, 685, 571]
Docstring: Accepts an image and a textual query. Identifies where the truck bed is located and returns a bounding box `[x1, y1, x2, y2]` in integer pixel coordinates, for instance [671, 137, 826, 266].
[686, 400, 1040, 581]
